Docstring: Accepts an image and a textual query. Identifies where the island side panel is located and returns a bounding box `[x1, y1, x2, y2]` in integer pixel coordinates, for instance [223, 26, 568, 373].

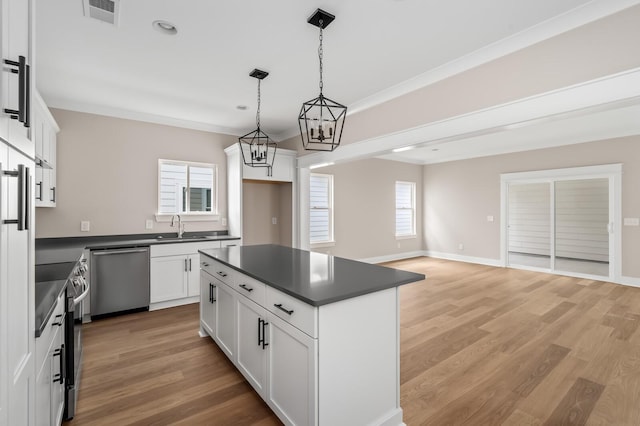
[318, 287, 403, 426]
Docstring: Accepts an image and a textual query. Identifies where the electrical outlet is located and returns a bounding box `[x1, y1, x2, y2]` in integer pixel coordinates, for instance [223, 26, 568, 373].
[81, 221, 90, 232]
[221, 217, 227, 226]
[624, 217, 640, 226]
[145, 219, 154, 230]
[487, 215, 494, 222]
[272, 217, 277, 225]
[458, 243, 464, 251]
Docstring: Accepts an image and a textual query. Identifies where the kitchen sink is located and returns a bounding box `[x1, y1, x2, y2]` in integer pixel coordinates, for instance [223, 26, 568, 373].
[155, 235, 211, 241]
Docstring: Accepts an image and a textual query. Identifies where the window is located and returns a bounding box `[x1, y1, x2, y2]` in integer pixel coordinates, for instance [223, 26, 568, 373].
[310, 173, 334, 244]
[396, 181, 416, 237]
[158, 160, 217, 215]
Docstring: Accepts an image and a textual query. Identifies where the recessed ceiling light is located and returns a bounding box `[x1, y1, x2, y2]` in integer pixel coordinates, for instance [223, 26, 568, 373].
[236, 105, 248, 110]
[432, 148, 440, 152]
[152, 20, 178, 35]
[392, 146, 415, 153]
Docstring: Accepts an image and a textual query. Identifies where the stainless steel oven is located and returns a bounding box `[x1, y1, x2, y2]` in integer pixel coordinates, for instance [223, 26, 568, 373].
[64, 256, 89, 420]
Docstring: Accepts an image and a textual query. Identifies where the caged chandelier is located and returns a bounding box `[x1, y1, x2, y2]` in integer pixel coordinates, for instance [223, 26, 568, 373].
[239, 69, 277, 174]
[298, 8, 347, 152]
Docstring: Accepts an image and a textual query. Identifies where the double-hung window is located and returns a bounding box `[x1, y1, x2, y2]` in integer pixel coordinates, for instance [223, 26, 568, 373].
[395, 181, 416, 237]
[310, 173, 334, 245]
[158, 160, 217, 215]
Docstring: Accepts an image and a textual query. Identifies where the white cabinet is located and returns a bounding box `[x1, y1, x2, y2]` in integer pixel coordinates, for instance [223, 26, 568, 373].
[199, 270, 217, 336]
[35, 294, 65, 426]
[33, 93, 59, 208]
[236, 296, 268, 398]
[267, 313, 317, 426]
[214, 279, 236, 360]
[149, 240, 239, 310]
[241, 149, 296, 182]
[0, 0, 33, 156]
[1, 142, 36, 426]
[200, 253, 404, 426]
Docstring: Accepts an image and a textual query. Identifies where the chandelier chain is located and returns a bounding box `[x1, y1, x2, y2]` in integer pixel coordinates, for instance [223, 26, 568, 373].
[256, 79, 261, 129]
[318, 19, 324, 93]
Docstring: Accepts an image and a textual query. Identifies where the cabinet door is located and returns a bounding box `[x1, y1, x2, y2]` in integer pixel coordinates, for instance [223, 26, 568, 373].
[267, 314, 317, 426]
[269, 154, 294, 182]
[236, 297, 267, 398]
[5, 147, 35, 425]
[35, 348, 52, 426]
[199, 271, 217, 337]
[214, 281, 236, 361]
[186, 254, 200, 297]
[1, 0, 32, 154]
[50, 321, 65, 426]
[47, 129, 56, 207]
[150, 255, 188, 303]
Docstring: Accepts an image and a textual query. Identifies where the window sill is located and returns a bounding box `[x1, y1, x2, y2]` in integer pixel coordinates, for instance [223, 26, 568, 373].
[310, 241, 336, 248]
[396, 234, 417, 240]
[155, 213, 220, 223]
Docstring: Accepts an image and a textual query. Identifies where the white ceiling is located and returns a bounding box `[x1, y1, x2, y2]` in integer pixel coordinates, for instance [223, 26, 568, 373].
[37, 0, 623, 141]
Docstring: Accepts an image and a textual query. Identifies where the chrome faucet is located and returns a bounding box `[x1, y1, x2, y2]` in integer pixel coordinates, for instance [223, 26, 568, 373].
[171, 214, 184, 238]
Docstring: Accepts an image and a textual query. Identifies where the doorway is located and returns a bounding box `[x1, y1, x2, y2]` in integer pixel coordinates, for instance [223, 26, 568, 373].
[501, 164, 621, 280]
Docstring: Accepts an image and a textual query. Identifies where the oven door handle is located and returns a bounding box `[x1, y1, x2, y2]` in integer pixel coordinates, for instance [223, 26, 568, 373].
[74, 281, 90, 306]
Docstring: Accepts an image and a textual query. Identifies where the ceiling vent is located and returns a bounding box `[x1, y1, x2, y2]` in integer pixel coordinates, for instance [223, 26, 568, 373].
[83, 0, 120, 25]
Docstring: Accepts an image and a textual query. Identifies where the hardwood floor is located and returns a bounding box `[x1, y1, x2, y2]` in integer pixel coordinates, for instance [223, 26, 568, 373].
[68, 257, 640, 425]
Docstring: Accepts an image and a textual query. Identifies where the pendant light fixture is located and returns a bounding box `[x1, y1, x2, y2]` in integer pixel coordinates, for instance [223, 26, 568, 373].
[239, 68, 277, 174]
[298, 8, 347, 152]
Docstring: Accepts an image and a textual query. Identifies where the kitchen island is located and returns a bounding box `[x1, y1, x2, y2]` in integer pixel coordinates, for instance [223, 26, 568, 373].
[199, 244, 425, 426]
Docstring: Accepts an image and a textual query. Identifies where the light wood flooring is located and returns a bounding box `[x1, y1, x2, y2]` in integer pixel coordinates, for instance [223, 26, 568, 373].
[68, 257, 640, 425]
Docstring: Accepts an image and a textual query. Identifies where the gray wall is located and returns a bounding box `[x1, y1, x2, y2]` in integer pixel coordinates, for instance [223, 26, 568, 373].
[35, 109, 236, 237]
[312, 158, 423, 260]
[423, 137, 640, 278]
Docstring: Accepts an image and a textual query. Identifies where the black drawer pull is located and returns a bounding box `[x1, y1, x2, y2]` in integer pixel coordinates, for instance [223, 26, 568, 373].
[217, 271, 227, 278]
[274, 303, 294, 315]
[239, 284, 253, 293]
[201, 262, 210, 267]
[52, 314, 63, 327]
[53, 345, 65, 384]
[209, 283, 216, 303]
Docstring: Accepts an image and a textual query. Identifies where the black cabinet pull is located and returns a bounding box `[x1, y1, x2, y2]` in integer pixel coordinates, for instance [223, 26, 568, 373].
[189, 258, 192, 271]
[274, 303, 294, 315]
[202, 262, 210, 267]
[239, 284, 253, 293]
[36, 181, 42, 201]
[217, 271, 227, 278]
[50, 186, 56, 202]
[1, 164, 29, 231]
[52, 313, 63, 327]
[209, 283, 216, 303]
[53, 344, 65, 384]
[184, 258, 188, 272]
[3, 56, 29, 127]
[258, 318, 269, 349]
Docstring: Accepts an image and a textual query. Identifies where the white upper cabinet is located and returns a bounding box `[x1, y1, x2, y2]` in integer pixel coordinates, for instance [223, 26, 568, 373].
[0, 0, 33, 155]
[33, 92, 59, 208]
[225, 144, 297, 183]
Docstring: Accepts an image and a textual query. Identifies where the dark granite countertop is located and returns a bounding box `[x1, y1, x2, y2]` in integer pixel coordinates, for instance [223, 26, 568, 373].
[35, 262, 77, 337]
[35, 231, 240, 264]
[199, 244, 425, 306]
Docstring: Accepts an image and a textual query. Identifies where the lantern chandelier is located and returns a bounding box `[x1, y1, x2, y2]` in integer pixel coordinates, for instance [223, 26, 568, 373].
[298, 8, 347, 152]
[239, 68, 277, 174]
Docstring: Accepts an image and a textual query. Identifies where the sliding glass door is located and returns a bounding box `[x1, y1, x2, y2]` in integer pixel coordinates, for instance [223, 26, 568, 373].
[503, 165, 619, 280]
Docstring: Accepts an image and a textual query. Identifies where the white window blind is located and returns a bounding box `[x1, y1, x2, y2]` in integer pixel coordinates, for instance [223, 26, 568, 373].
[310, 173, 333, 244]
[396, 181, 416, 236]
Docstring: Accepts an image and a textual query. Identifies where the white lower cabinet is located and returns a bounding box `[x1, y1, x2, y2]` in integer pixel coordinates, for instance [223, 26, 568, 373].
[150, 240, 239, 310]
[200, 254, 403, 426]
[199, 271, 217, 336]
[267, 314, 317, 426]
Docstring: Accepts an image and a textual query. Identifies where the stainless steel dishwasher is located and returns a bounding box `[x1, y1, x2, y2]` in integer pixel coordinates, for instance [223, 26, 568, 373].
[90, 247, 150, 318]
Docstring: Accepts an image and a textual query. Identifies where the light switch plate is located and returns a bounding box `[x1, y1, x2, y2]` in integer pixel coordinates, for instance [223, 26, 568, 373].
[221, 217, 227, 226]
[624, 217, 640, 226]
[487, 215, 494, 222]
[80, 221, 90, 232]
[272, 217, 277, 225]
[145, 219, 154, 229]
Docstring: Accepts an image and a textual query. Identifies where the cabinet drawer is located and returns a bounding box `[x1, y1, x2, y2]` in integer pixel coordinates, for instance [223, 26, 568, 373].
[266, 287, 317, 338]
[36, 293, 65, 370]
[151, 241, 220, 257]
[200, 257, 235, 287]
[234, 274, 266, 306]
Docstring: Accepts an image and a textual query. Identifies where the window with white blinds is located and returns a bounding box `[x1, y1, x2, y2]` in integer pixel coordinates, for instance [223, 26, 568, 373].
[396, 181, 416, 237]
[310, 173, 333, 244]
[158, 160, 217, 214]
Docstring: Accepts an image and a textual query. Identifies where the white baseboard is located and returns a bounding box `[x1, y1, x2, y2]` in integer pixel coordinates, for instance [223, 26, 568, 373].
[149, 296, 199, 311]
[358, 251, 425, 264]
[423, 250, 502, 267]
[619, 276, 640, 288]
